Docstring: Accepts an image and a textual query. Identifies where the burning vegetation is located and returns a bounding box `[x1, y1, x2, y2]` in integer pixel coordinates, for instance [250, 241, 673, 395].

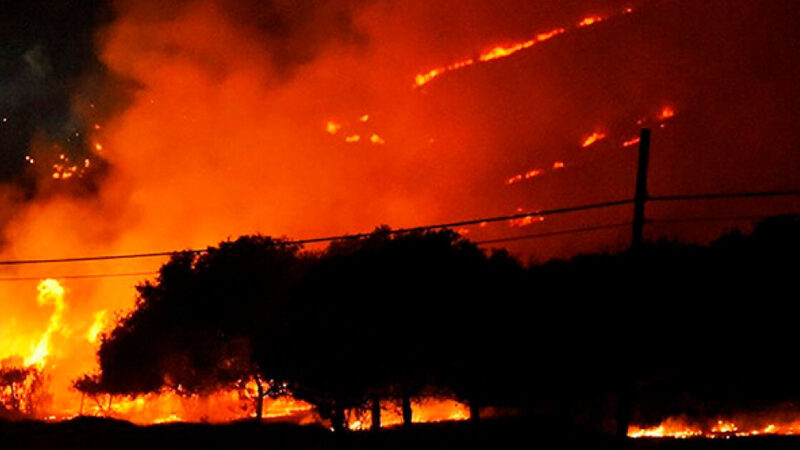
[1, 1, 799, 447]
[3, 216, 800, 438]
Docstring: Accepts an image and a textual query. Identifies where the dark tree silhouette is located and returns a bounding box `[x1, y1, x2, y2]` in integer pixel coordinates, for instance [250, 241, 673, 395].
[86, 236, 307, 419]
[270, 227, 522, 429]
[77, 215, 800, 435]
[519, 215, 800, 439]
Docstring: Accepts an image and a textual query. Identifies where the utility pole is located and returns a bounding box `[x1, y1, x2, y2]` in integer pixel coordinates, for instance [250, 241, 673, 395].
[617, 128, 652, 449]
[631, 128, 651, 249]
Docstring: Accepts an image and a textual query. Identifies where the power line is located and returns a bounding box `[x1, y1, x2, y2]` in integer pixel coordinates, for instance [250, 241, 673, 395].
[649, 189, 800, 202]
[646, 214, 790, 225]
[1, 213, 796, 281]
[0, 189, 796, 268]
[475, 222, 633, 245]
[0, 271, 158, 282]
[0, 198, 635, 267]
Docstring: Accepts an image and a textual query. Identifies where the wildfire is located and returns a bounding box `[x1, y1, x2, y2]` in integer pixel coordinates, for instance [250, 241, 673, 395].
[326, 115, 387, 146]
[413, 9, 631, 88]
[0, 278, 474, 427]
[478, 28, 566, 63]
[326, 121, 342, 135]
[509, 209, 545, 227]
[25, 280, 67, 367]
[629, 417, 800, 439]
[582, 131, 607, 148]
[578, 16, 603, 27]
[73, 386, 315, 425]
[369, 134, 386, 145]
[50, 154, 92, 181]
[622, 136, 641, 148]
[85, 310, 109, 344]
[347, 398, 470, 431]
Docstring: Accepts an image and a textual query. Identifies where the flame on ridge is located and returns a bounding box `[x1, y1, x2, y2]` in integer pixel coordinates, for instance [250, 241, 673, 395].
[413, 9, 632, 88]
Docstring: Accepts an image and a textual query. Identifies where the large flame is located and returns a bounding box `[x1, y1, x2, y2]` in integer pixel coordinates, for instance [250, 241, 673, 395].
[24, 279, 67, 367]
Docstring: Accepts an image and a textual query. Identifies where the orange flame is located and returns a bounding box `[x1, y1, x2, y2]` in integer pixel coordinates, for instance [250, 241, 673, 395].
[630, 416, 800, 439]
[659, 106, 676, 120]
[413, 9, 626, 88]
[25, 280, 67, 367]
[622, 137, 641, 148]
[578, 16, 603, 27]
[326, 121, 342, 135]
[582, 131, 607, 148]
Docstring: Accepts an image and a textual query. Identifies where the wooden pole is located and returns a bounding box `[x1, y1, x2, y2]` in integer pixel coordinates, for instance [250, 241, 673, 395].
[631, 129, 651, 249]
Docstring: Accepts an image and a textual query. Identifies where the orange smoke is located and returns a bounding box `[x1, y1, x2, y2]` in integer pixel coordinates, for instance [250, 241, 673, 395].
[0, 0, 504, 424]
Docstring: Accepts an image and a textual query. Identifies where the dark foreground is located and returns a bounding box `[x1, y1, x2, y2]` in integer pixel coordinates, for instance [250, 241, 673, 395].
[3, 418, 800, 450]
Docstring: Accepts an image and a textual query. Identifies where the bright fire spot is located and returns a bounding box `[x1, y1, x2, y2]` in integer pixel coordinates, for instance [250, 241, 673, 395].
[94, 143, 103, 151]
[622, 137, 641, 148]
[578, 16, 603, 27]
[524, 169, 543, 179]
[359, 114, 369, 122]
[509, 215, 545, 228]
[85, 310, 108, 344]
[93, 123, 101, 130]
[25, 279, 67, 367]
[552, 161, 565, 169]
[51, 159, 82, 180]
[506, 174, 524, 185]
[326, 121, 342, 135]
[370, 134, 385, 145]
[711, 420, 738, 433]
[345, 134, 361, 143]
[582, 131, 607, 148]
[659, 106, 676, 120]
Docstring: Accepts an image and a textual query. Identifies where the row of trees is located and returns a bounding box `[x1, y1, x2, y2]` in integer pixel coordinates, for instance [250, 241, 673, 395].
[74, 215, 800, 434]
[74, 228, 528, 430]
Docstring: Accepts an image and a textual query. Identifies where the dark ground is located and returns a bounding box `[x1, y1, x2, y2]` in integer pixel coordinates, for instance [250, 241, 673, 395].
[3, 418, 800, 450]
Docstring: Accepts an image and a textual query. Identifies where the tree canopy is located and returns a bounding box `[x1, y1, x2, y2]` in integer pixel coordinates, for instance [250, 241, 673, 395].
[77, 216, 800, 434]
[85, 236, 307, 417]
